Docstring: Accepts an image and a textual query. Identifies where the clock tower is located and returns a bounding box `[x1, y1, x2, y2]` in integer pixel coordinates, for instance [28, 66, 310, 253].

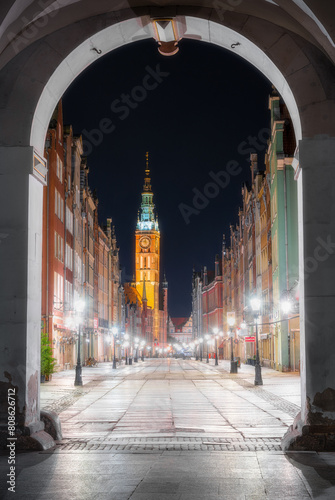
[135, 153, 160, 338]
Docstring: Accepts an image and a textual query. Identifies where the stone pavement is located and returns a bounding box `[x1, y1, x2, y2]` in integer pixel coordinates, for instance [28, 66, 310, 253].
[1, 359, 335, 499]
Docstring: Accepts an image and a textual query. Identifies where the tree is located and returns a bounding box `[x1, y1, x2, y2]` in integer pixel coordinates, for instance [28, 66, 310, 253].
[41, 331, 57, 381]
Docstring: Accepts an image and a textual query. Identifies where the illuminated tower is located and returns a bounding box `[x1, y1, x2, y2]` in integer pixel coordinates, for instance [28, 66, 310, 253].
[135, 153, 160, 339]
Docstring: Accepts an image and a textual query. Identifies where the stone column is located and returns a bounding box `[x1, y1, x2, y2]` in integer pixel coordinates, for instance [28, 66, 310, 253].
[282, 136, 335, 451]
[0, 147, 55, 450]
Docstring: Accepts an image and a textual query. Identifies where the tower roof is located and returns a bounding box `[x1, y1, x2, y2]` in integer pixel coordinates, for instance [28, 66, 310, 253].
[137, 152, 159, 232]
[143, 151, 152, 193]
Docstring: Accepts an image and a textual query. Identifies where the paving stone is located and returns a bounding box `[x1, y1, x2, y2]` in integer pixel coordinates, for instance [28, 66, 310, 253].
[2, 359, 332, 499]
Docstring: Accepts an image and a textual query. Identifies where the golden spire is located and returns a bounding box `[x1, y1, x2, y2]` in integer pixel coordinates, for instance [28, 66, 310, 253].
[143, 151, 152, 192]
[145, 151, 150, 176]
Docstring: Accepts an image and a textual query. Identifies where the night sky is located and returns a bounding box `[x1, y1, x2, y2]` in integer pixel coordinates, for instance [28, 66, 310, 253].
[62, 38, 272, 317]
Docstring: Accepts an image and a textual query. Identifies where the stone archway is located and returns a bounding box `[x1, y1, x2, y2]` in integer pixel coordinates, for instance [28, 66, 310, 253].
[0, 1, 335, 450]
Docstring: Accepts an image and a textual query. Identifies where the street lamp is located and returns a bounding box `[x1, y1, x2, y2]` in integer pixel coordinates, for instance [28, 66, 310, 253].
[194, 339, 199, 360]
[124, 333, 129, 364]
[281, 297, 293, 370]
[250, 296, 263, 385]
[134, 337, 139, 362]
[219, 330, 224, 361]
[74, 299, 85, 386]
[199, 337, 203, 361]
[105, 334, 112, 362]
[141, 340, 145, 361]
[213, 327, 219, 366]
[281, 299, 292, 315]
[205, 334, 210, 363]
[227, 313, 237, 374]
[123, 340, 129, 362]
[111, 326, 118, 369]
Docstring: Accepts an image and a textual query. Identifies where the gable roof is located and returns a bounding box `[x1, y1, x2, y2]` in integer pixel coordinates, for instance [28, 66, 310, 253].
[124, 283, 142, 307]
[171, 317, 189, 330]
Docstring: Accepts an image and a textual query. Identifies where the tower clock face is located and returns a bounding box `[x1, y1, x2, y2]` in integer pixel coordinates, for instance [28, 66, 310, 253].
[139, 236, 151, 249]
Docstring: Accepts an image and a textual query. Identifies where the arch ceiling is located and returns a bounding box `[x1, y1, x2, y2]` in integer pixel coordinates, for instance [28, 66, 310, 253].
[0, 0, 334, 155]
[0, 1, 334, 68]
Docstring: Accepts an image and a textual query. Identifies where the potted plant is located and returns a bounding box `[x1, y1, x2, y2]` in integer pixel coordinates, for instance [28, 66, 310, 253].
[41, 331, 57, 382]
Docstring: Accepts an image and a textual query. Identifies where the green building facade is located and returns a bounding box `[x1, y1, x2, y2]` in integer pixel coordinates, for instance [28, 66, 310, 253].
[269, 95, 299, 371]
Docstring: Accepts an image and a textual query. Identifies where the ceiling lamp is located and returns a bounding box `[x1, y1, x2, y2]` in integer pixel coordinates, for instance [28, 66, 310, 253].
[152, 18, 180, 56]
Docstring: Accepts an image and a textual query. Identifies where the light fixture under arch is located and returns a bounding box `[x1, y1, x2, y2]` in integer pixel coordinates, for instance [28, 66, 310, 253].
[31, 16, 302, 157]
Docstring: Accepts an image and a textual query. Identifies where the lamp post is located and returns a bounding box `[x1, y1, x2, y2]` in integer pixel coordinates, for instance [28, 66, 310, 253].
[194, 339, 199, 360]
[250, 297, 263, 385]
[281, 297, 292, 371]
[227, 313, 237, 374]
[189, 342, 194, 360]
[240, 321, 247, 363]
[112, 326, 118, 369]
[134, 337, 139, 362]
[74, 299, 85, 386]
[205, 334, 210, 363]
[124, 333, 129, 364]
[219, 330, 224, 362]
[199, 337, 203, 361]
[123, 340, 129, 364]
[213, 327, 219, 366]
[141, 340, 145, 361]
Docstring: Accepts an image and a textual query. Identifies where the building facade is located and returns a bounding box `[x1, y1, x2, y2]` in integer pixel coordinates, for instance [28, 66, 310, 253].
[192, 94, 300, 371]
[135, 153, 160, 341]
[191, 269, 203, 341]
[169, 316, 193, 344]
[41, 102, 122, 371]
[268, 94, 299, 371]
[124, 157, 168, 354]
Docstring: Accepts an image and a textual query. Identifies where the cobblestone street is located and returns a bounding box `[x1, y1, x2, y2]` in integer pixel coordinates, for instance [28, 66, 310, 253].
[1, 359, 335, 499]
[42, 359, 300, 451]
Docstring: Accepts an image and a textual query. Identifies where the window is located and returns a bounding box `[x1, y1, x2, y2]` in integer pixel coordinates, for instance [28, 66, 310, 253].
[66, 207, 73, 234]
[56, 155, 63, 183]
[262, 290, 269, 316]
[75, 218, 81, 239]
[54, 232, 63, 262]
[54, 188, 63, 222]
[66, 243, 72, 270]
[65, 280, 72, 310]
[74, 252, 82, 282]
[54, 272, 63, 306]
[272, 232, 278, 270]
[271, 188, 277, 221]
